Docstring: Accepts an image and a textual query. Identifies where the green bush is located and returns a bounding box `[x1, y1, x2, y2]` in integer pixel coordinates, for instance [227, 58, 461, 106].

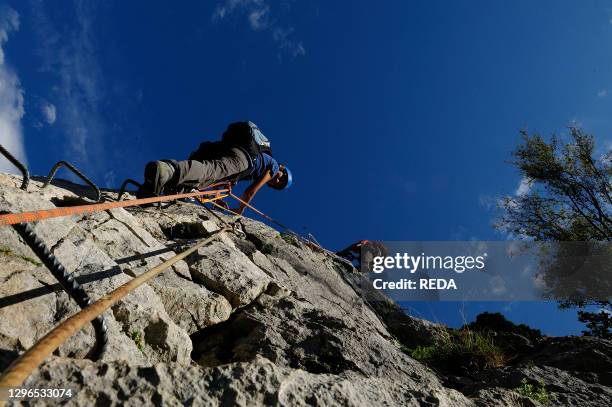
[466, 312, 542, 342]
[410, 345, 438, 361]
[514, 378, 551, 404]
[409, 329, 506, 372]
[280, 232, 300, 248]
[130, 330, 144, 352]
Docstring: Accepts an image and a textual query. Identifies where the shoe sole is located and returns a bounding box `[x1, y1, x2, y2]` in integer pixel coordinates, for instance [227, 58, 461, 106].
[144, 161, 164, 196]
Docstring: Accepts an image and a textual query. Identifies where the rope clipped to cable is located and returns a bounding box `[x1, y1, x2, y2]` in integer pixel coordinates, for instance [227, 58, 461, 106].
[208, 192, 353, 265]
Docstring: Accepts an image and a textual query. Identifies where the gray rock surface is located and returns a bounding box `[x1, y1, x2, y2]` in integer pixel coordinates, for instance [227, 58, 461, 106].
[464, 336, 612, 406]
[0, 173, 610, 406]
[23, 356, 466, 407]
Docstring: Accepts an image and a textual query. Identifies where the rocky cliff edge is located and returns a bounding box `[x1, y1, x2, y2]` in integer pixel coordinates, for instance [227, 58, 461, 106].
[0, 173, 610, 406]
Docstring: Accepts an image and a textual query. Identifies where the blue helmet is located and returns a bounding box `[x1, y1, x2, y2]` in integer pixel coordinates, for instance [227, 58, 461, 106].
[270, 166, 293, 190]
[284, 166, 293, 189]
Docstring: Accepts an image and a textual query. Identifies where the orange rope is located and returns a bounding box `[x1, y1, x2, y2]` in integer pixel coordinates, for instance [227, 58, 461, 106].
[208, 198, 242, 217]
[226, 193, 347, 262]
[229, 192, 289, 229]
[0, 188, 229, 226]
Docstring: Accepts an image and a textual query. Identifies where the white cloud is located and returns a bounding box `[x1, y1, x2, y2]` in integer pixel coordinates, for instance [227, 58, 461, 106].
[600, 139, 612, 165]
[506, 240, 527, 258]
[0, 6, 27, 173]
[103, 170, 115, 188]
[41, 102, 56, 125]
[515, 176, 533, 197]
[478, 194, 496, 210]
[31, 0, 106, 167]
[598, 88, 608, 98]
[212, 0, 244, 20]
[272, 27, 305, 58]
[0, 7, 18, 63]
[212, 0, 306, 57]
[520, 263, 533, 277]
[248, 5, 269, 30]
[213, 0, 268, 23]
[489, 276, 507, 295]
[532, 273, 546, 289]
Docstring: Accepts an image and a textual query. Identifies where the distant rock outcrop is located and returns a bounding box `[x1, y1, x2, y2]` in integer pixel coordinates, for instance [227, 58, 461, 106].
[0, 172, 610, 406]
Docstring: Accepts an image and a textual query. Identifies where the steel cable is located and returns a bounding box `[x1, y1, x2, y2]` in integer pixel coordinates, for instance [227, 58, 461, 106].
[10, 221, 108, 359]
[0, 226, 230, 391]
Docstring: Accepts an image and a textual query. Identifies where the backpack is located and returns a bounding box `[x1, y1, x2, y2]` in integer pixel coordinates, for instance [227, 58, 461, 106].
[221, 121, 273, 157]
[188, 140, 229, 162]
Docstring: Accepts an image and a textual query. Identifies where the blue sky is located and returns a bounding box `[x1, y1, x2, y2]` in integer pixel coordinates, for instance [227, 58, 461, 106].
[1, 0, 611, 335]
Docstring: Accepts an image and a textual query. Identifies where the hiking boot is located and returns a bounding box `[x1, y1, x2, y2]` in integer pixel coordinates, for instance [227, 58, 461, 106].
[137, 160, 176, 198]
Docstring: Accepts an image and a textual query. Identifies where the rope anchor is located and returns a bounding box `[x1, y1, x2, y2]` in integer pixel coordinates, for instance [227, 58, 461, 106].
[117, 179, 142, 201]
[0, 144, 29, 191]
[232, 219, 246, 239]
[42, 161, 102, 202]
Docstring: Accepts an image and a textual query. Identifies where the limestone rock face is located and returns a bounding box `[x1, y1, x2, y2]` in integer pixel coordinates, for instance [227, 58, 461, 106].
[0, 173, 610, 406]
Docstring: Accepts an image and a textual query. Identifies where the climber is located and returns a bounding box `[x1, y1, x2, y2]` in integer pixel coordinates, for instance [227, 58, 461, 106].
[137, 121, 292, 214]
[337, 240, 388, 270]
